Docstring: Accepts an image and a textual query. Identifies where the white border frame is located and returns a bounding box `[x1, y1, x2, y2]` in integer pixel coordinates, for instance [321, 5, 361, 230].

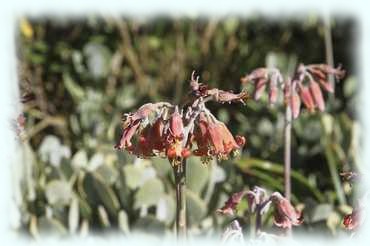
[1, 0, 369, 245]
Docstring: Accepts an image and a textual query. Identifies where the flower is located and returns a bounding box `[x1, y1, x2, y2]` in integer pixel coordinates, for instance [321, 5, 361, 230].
[165, 109, 190, 164]
[298, 83, 315, 113]
[114, 103, 158, 150]
[169, 107, 184, 140]
[287, 79, 302, 119]
[254, 78, 268, 100]
[309, 80, 325, 112]
[131, 117, 167, 157]
[217, 191, 247, 215]
[114, 120, 140, 150]
[343, 209, 361, 230]
[193, 113, 245, 160]
[193, 113, 210, 156]
[270, 192, 303, 229]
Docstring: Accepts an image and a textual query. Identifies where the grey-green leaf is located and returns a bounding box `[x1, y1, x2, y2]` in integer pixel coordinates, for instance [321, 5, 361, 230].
[63, 72, 85, 101]
[311, 204, 333, 222]
[71, 150, 88, 170]
[156, 195, 175, 225]
[118, 210, 130, 234]
[186, 190, 207, 226]
[98, 205, 111, 227]
[68, 197, 79, 234]
[187, 157, 209, 194]
[134, 178, 164, 208]
[92, 173, 120, 215]
[123, 165, 144, 190]
[45, 180, 72, 206]
[94, 164, 119, 185]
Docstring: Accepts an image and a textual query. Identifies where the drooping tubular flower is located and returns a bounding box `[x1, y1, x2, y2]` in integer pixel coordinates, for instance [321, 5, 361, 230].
[193, 112, 245, 161]
[241, 68, 282, 103]
[115, 72, 247, 166]
[217, 191, 247, 216]
[241, 63, 345, 118]
[132, 116, 167, 157]
[270, 192, 303, 229]
[115, 103, 160, 150]
[166, 108, 191, 162]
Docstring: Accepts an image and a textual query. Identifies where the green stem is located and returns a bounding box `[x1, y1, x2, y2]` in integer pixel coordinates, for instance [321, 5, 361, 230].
[173, 159, 187, 240]
[325, 144, 347, 205]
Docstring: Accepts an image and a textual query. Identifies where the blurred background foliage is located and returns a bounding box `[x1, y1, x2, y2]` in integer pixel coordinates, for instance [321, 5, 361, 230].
[15, 14, 359, 239]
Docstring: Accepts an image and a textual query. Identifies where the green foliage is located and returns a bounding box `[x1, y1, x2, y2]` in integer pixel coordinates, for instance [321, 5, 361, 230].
[16, 15, 358, 238]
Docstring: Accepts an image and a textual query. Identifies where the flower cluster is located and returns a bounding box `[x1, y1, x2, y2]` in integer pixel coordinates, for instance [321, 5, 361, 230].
[115, 73, 246, 165]
[241, 64, 345, 118]
[217, 187, 303, 230]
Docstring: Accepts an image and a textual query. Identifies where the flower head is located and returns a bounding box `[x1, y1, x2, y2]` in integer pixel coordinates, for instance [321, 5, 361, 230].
[115, 72, 247, 166]
[242, 64, 345, 118]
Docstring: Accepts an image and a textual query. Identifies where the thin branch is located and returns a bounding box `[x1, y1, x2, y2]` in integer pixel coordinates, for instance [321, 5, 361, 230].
[114, 18, 149, 93]
[324, 15, 335, 95]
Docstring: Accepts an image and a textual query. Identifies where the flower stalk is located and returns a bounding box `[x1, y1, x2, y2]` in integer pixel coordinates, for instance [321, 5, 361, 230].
[284, 85, 293, 235]
[173, 159, 187, 239]
[284, 93, 292, 202]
